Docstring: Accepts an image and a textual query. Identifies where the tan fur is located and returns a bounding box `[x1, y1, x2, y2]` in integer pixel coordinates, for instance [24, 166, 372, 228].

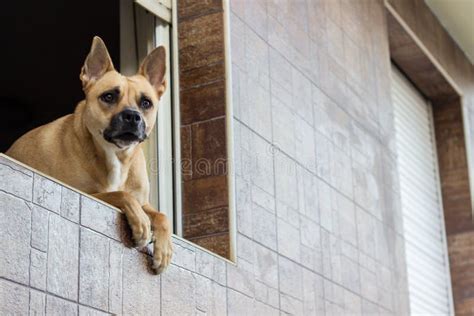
[6, 37, 172, 274]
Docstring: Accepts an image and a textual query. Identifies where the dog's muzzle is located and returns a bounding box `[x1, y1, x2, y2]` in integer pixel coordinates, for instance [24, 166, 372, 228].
[104, 109, 146, 147]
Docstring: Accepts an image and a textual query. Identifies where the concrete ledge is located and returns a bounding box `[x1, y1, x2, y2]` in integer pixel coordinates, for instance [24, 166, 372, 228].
[0, 154, 228, 315]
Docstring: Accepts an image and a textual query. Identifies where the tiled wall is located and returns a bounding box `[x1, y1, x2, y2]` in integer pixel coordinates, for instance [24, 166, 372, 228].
[0, 153, 405, 315]
[230, 0, 409, 314]
[4, 0, 458, 315]
[0, 155, 228, 315]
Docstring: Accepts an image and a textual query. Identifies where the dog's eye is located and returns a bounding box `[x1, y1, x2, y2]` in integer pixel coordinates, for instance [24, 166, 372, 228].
[100, 92, 117, 104]
[140, 97, 153, 109]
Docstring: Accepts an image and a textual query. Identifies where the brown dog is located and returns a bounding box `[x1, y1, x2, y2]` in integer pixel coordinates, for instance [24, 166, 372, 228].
[6, 36, 172, 274]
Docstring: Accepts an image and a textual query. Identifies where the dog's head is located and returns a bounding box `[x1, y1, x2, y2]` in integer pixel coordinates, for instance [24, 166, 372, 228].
[80, 36, 166, 150]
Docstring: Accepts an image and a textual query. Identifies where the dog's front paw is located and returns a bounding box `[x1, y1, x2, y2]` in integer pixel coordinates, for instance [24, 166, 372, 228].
[152, 234, 173, 274]
[150, 212, 173, 274]
[127, 211, 152, 248]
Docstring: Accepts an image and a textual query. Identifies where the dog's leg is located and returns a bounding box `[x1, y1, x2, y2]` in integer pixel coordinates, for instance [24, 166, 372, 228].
[142, 205, 173, 274]
[92, 191, 152, 248]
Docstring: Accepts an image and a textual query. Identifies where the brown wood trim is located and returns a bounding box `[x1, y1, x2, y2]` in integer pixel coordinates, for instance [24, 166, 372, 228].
[177, 0, 230, 259]
[386, 2, 474, 314]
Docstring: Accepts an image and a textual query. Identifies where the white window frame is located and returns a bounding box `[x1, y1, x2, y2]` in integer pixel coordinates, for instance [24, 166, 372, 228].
[120, 0, 236, 262]
[120, 0, 177, 229]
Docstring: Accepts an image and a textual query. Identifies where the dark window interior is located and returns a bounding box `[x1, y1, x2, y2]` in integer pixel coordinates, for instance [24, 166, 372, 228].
[0, 0, 119, 152]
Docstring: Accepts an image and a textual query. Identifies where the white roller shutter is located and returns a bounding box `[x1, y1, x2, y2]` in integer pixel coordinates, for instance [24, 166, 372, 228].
[391, 65, 454, 315]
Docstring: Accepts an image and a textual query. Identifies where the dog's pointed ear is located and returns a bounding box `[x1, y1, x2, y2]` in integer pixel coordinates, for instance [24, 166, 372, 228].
[138, 46, 166, 97]
[80, 36, 114, 88]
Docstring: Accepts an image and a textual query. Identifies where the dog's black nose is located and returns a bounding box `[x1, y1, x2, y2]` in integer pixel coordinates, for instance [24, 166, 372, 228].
[119, 109, 142, 125]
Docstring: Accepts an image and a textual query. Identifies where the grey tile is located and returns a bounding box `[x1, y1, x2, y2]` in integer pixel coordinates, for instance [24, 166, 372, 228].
[336, 193, 357, 246]
[331, 146, 353, 199]
[33, 174, 61, 213]
[195, 274, 227, 316]
[242, 81, 272, 142]
[361, 298, 379, 315]
[250, 133, 275, 196]
[227, 288, 254, 316]
[357, 207, 376, 258]
[30, 289, 46, 316]
[122, 248, 160, 315]
[343, 289, 362, 316]
[61, 187, 80, 223]
[0, 279, 29, 315]
[271, 96, 296, 159]
[227, 259, 255, 298]
[237, 233, 256, 264]
[341, 256, 360, 294]
[196, 249, 227, 286]
[244, 0, 268, 41]
[321, 229, 332, 279]
[245, 18, 270, 91]
[252, 204, 277, 250]
[301, 244, 323, 274]
[254, 300, 279, 315]
[47, 213, 79, 301]
[236, 176, 253, 238]
[302, 269, 325, 315]
[254, 243, 278, 289]
[296, 167, 319, 222]
[80, 196, 122, 241]
[0, 157, 33, 201]
[277, 218, 301, 262]
[46, 295, 78, 316]
[0, 192, 31, 285]
[108, 240, 123, 315]
[269, 47, 292, 93]
[31, 204, 49, 252]
[318, 180, 336, 234]
[292, 68, 313, 126]
[360, 266, 377, 303]
[315, 131, 333, 184]
[274, 152, 298, 210]
[230, 13, 246, 69]
[251, 183, 276, 214]
[295, 116, 316, 173]
[300, 217, 321, 250]
[30, 248, 47, 290]
[280, 292, 304, 315]
[161, 265, 195, 316]
[278, 256, 302, 298]
[172, 241, 196, 271]
[79, 306, 110, 316]
[79, 228, 109, 311]
[275, 200, 300, 227]
[254, 280, 279, 309]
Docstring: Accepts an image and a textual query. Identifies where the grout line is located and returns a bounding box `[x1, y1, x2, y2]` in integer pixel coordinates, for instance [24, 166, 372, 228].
[77, 199, 82, 305]
[178, 8, 224, 23]
[107, 240, 111, 313]
[0, 161, 33, 178]
[266, 18, 283, 311]
[234, 115, 394, 223]
[0, 276, 112, 315]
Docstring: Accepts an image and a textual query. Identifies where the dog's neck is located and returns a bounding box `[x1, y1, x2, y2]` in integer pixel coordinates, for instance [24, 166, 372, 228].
[93, 135, 137, 191]
[73, 101, 140, 191]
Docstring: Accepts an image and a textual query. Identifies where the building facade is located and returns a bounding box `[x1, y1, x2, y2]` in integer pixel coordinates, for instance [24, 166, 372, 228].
[1, 0, 473, 315]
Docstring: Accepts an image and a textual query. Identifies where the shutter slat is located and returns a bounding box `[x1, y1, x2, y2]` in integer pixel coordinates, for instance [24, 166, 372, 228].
[391, 66, 452, 315]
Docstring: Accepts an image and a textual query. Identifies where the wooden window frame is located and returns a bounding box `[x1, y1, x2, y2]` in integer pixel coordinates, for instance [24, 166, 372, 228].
[384, 1, 474, 314]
